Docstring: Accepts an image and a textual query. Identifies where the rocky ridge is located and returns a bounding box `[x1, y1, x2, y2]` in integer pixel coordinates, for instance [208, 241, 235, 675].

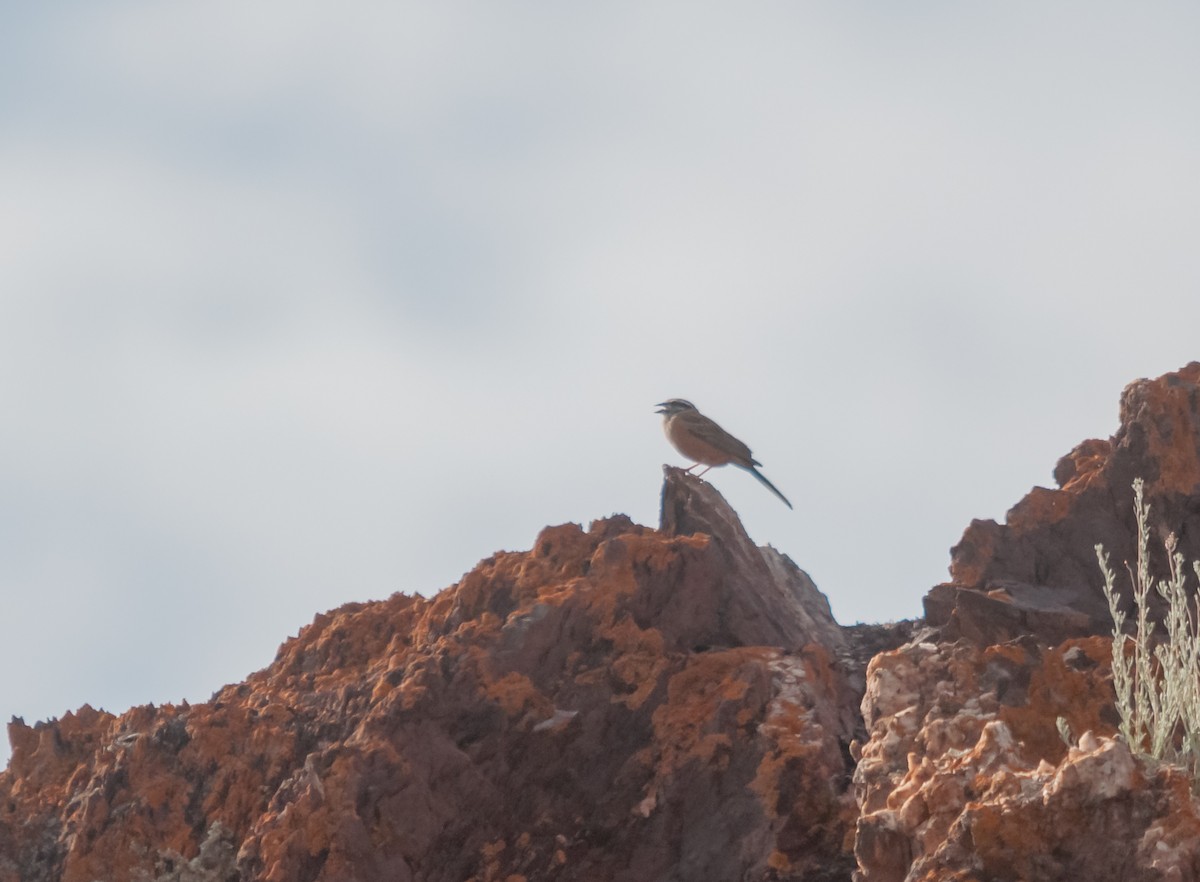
[1, 363, 1200, 881]
[0, 471, 882, 882]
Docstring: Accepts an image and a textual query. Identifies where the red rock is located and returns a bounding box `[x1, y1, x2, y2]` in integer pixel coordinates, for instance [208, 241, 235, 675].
[854, 637, 1200, 881]
[929, 362, 1200, 645]
[853, 362, 1200, 882]
[0, 469, 877, 882]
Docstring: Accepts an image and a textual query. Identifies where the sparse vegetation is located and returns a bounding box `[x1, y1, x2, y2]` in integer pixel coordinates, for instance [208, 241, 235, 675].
[1097, 478, 1200, 778]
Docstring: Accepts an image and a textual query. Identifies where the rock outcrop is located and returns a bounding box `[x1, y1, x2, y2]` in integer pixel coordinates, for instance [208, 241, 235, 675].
[0, 468, 889, 882]
[6, 363, 1200, 882]
[854, 638, 1200, 882]
[854, 362, 1200, 882]
[927, 361, 1200, 646]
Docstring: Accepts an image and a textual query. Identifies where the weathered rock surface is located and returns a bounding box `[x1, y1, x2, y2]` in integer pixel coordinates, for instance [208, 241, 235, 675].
[0, 469, 885, 882]
[854, 638, 1200, 882]
[927, 361, 1200, 645]
[854, 363, 1200, 882]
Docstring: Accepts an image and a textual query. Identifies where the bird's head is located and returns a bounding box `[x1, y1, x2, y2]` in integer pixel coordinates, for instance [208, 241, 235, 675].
[655, 399, 697, 417]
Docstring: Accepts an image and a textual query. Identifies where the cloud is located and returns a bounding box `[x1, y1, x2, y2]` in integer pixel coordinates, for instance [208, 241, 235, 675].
[2, 2, 1200, 765]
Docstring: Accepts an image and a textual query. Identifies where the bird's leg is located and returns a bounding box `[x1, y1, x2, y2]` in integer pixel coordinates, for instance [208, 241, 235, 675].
[693, 465, 712, 478]
[683, 464, 699, 473]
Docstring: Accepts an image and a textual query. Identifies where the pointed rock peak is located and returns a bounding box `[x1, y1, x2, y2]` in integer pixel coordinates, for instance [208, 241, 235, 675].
[658, 465, 847, 655]
[660, 465, 757, 543]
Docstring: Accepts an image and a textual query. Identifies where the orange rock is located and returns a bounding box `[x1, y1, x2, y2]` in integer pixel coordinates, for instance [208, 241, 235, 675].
[932, 362, 1200, 646]
[853, 634, 1200, 881]
[0, 470, 875, 882]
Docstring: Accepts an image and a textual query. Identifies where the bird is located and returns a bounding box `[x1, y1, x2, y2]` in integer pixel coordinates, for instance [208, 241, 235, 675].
[655, 398, 792, 509]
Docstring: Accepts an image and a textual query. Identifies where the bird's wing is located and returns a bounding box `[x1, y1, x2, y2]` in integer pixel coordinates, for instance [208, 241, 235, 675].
[680, 410, 755, 465]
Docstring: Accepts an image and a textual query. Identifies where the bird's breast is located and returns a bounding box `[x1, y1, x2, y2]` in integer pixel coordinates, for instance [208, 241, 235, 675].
[664, 415, 737, 466]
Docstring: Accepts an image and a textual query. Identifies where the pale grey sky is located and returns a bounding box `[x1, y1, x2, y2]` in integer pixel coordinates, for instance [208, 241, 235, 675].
[3, 2, 1200, 762]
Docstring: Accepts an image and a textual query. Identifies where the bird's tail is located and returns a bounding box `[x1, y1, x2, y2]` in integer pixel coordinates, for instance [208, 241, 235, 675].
[743, 465, 793, 509]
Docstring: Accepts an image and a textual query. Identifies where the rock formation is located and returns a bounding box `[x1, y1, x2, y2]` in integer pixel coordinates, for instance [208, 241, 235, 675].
[856, 362, 1200, 882]
[0, 469, 897, 882]
[3, 362, 1200, 882]
[927, 361, 1200, 646]
[854, 638, 1200, 881]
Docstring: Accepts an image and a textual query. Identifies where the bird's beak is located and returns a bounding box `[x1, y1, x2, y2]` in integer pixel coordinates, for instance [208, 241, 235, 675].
[654, 402, 668, 413]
